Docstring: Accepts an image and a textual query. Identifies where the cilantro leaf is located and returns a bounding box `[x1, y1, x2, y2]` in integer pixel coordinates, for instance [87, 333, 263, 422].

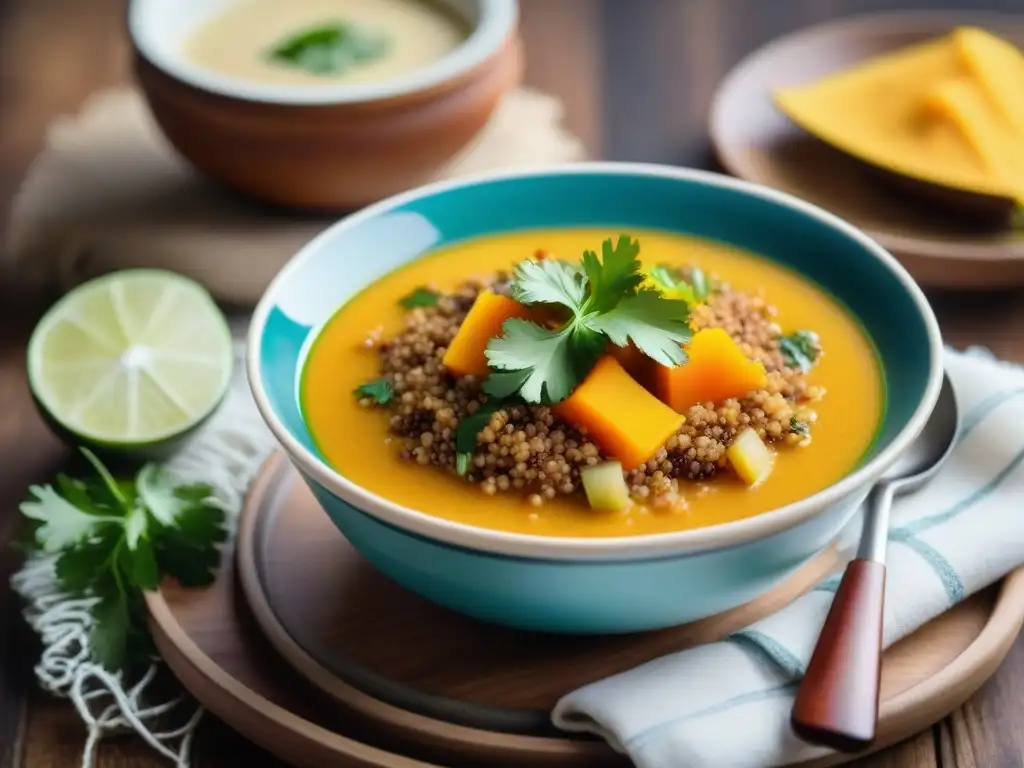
[485, 321, 576, 403]
[481, 236, 698, 404]
[354, 377, 393, 405]
[585, 289, 692, 367]
[510, 258, 586, 310]
[399, 287, 439, 309]
[790, 418, 810, 437]
[91, 588, 130, 671]
[54, 527, 121, 593]
[485, 319, 605, 404]
[139, 467, 228, 587]
[582, 235, 643, 313]
[268, 22, 390, 76]
[16, 447, 229, 672]
[20, 484, 120, 553]
[779, 330, 821, 372]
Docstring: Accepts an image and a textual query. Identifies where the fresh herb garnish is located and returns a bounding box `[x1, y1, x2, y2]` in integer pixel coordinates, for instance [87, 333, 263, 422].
[483, 236, 692, 404]
[647, 264, 711, 304]
[790, 417, 810, 437]
[18, 448, 228, 671]
[399, 287, 440, 309]
[454, 401, 505, 475]
[354, 377, 394, 405]
[267, 21, 390, 76]
[779, 330, 821, 372]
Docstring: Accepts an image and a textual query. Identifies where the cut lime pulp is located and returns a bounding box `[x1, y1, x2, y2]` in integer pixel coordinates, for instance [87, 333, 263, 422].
[27, 269, 233, 451]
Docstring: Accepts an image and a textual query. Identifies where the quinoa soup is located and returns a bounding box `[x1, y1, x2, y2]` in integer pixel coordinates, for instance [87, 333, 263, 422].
[301, 228, 885, 538]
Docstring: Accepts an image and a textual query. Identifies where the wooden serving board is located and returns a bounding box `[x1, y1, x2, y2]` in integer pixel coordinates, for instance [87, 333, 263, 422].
[147, 453, 1024, 767]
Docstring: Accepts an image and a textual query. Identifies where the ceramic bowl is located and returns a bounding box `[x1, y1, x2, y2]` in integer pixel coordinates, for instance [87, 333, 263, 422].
[247, 163, 943, 634]
[127, 0, 522, 211]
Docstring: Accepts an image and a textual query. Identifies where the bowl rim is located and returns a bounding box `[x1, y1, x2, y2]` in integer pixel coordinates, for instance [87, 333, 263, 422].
[127, 0, 518, 106]
[246, 161, 945, 561]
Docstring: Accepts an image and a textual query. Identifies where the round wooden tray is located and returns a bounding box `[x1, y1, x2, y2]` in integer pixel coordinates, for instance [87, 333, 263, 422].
[147, 452, 1024, 767]
[708, 10, 1024, 290]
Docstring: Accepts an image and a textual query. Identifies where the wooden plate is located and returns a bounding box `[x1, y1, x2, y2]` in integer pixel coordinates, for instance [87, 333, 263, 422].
[709, 10, 1024, 289]
[151, 451, 1024, 767]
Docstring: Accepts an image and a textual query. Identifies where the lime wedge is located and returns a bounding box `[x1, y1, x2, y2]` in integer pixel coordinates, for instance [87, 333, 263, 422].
[27, 270, 233, 450]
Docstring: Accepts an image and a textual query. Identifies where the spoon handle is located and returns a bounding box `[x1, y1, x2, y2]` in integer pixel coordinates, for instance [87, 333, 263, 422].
[790, 557, 886, 752]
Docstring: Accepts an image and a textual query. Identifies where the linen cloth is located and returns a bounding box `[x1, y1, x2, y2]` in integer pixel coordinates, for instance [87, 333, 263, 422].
[553, 346, 1024, 768]
[2, 86, 585, 306]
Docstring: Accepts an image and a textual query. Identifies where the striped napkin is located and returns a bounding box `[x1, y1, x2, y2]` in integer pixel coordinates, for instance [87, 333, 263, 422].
[552, 346, 1024, 768]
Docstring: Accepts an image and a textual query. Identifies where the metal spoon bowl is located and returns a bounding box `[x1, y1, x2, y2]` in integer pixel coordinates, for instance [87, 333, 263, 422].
[792, 371, 960, 753]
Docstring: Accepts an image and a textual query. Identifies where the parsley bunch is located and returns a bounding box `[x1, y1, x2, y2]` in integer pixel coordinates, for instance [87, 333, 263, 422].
[482, 235, 693, 404]
[18, 448, 228, 671]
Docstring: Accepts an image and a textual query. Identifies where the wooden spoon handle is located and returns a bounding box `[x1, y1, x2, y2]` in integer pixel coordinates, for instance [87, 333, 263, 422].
[791, 558, 886, 752]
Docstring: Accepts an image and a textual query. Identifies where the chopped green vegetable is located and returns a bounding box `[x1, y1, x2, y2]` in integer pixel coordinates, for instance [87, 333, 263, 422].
[790, 418, 810, 437]
[580, 461, 631, 511]
[18, 448, 228, 671]
[399, 287, 440, 309]
[354, 377, 394, 405]
[726, 428, 774, 486]
[484, 235, 693, 405]
[779, 330, 821, 372]
[267, 21, 390, 76]
[647, 264, 711, 304]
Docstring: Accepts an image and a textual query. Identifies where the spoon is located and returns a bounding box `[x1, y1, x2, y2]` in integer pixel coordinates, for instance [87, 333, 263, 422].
[791, 372, 960, 752]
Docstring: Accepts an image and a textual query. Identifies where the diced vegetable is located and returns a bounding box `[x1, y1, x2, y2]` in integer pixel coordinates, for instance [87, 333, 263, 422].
[608, 342, 654, 388]
[727, 427, 774, 486]
[554, 356, 685, 471]
[442, 290, 531, 377]
[580, 461, 631, 512]
[654, 328, 767, 413]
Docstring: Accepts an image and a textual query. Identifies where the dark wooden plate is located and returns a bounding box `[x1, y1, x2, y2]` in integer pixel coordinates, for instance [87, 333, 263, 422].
[709, 10, 1024, 289]
[155, 451, 1024, 767]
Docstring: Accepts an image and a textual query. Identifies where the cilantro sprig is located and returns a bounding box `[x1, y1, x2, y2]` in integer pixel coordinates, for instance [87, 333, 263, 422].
[399, 287, 440, 309]
[482, 236, 692, 404]
[354, 377, 394, 405]
[18, 448, 228, 671]
[780, 330, 821, 372]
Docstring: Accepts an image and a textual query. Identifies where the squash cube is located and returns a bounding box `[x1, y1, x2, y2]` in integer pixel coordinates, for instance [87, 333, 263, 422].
[442, 290, 531, 377]
[654, 328, 767, 413]
[554, 356, 685, 471]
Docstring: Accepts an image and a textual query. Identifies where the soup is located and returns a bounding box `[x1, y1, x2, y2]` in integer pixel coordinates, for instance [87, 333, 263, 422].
[184, 0, 468, 87]
[301, 229, 885, 538]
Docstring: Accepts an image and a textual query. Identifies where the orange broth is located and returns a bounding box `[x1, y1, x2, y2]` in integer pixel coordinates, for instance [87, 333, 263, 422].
[300, 228, 884, 538]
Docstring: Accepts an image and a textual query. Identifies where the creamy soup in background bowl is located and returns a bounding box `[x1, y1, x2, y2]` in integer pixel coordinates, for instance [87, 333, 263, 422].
[247, 162, 944, 634]
[127, 0, 521, 210]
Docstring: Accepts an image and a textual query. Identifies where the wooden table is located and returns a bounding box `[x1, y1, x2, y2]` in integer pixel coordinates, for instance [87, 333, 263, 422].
[1, 0, 1022, 765]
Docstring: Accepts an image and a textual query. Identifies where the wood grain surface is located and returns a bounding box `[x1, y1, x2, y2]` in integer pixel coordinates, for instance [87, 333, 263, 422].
[2, 1, 1024, 766]
[208, 454, 1021, 767]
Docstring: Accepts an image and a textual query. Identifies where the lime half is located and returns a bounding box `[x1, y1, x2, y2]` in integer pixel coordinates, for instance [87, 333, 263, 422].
[27, 269, 233, 450]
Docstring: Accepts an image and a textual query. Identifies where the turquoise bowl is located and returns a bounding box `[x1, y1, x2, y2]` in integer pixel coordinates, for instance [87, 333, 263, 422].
[247, 163, 943, 634]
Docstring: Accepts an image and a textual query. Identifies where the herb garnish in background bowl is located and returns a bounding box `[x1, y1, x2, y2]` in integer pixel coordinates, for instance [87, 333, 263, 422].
[267, 21, 391, 76]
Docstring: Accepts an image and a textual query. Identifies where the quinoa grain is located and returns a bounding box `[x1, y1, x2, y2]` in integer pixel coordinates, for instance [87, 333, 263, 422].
[363, 272, 817, 507]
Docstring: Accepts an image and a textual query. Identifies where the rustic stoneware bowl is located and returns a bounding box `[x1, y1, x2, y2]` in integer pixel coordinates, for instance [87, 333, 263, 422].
[247, 163, 944, 635]
[127, 0, 522, 211]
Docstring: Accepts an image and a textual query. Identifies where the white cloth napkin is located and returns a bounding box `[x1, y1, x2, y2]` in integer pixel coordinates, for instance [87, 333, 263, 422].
[552, 346, 1024, 768]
